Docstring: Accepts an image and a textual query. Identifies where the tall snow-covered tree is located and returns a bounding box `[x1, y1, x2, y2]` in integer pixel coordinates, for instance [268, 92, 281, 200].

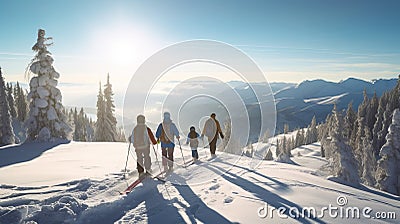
[0, 67, 16, 146]
[329, 104, 359, 184]
[94, 83, 107, 141]
[6, 83, 16, 118]
[375, 108, 400, 196]
[275, 138, 280, 157]
[103, 74, 118, 141]
[26, 29, 71, 141]
[344, 102, 356, 140]
[72, 108, 88, 141]
[14, 82, 28, 122]
[372, 94, 387, 153]
[306, 116, 318, 144]
[361, 127, 376, 186]
[367, 92, 379, 133]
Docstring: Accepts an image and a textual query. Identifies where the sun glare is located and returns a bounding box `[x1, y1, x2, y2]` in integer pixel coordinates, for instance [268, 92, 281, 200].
[90, 23, 158, 67]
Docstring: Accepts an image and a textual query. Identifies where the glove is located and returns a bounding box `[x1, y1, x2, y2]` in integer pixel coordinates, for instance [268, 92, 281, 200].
[157, 138, 160, 144]
[220, 133, 224, 139]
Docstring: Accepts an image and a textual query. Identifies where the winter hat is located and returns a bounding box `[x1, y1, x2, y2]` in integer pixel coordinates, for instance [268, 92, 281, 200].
[137, 115, 145, 124]
[190, 126, 195, 131]
[163, 112, 171, 122]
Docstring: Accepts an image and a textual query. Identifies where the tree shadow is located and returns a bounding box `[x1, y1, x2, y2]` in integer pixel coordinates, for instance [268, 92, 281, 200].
[206, 164, 326, 224]
[0, 139, 70, 168]
[172, 174, 236, 224]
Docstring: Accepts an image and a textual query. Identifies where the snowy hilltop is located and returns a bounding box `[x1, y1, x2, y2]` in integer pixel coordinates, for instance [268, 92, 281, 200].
[0, 141, 398, 223]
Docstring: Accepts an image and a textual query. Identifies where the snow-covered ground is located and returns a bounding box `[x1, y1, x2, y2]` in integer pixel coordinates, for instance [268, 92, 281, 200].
[0, 141, 399, 223]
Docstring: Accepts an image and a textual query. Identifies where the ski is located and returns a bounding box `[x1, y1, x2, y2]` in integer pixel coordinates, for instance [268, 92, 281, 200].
[120, 174, 147, 195]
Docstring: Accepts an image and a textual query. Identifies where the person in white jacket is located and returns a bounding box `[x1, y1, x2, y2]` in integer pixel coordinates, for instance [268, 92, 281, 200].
[130, 115, 157, 176]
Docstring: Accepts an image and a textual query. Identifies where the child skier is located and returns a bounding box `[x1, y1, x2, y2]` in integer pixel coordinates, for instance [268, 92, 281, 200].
[186, 126, 200, 162]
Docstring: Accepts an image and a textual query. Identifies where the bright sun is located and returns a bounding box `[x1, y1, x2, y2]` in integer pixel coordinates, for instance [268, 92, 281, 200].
[91, 23, 157, 67]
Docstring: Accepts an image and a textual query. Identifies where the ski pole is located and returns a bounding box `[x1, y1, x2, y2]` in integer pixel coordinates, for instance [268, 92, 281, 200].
[152, 144, 163, 174]
[123, 142, 131, 177]
[178, 139, 187, 168]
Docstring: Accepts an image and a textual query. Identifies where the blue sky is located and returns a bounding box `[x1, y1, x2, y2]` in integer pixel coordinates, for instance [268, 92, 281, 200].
[1, 0, 399, 107]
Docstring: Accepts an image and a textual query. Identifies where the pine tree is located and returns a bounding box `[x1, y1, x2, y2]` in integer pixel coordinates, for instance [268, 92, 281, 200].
[372, 94, 387, 153]
[275, 139, 280, 158]
[264, 148, 273, 160]
[361, 127, 376, 186]
[72, 107, 88, 141]
[329, 104, 359, 184]
[354, 90, 369, 169]
[95, 83, 107, 141]
[367, 92, 379, 133]
[25, 29, 71, 141]
[14, 82, 27, 122]
[308, 115, 318, 143]
[6, 83, 16, 118]
[283, 123, 289, 134]
[344, 102, 356, 140]
[0, 68, 16, 146]
[103, 74, 118, 141]
[375, 108, 400, 196]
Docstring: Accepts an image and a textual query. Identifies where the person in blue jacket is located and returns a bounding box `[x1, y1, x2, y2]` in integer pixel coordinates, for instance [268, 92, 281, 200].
[156, 112, 180, 172]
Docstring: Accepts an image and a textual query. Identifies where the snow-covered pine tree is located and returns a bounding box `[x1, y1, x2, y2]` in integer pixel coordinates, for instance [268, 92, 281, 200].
[375, 108, 400, 196]
[275, 138, 280, 157]
[103, 74, 118, 141]
[344, 102, 356, 140]
[6, 83, 16, 118]
[72, 108, 88, 141]
[94, 82, 107, 141]
[14, 82, 28, 122]
[283, 123, 289, 134]
[25, 29, 71, 141]
[372, 93, 387, 155]
[367, 92, 379, 134]
[0, 67, 16, 146]
[361, 126, 376, 186]
[308, 115, 318, 143]
[377, 77, 400, 154]
[329, 104, 360, 184]
[353, 90, 369, 172]
[264, 148, 273, 160]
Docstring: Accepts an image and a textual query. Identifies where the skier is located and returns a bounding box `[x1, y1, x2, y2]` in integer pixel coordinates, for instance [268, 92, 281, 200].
[201, 113, 224, 157]
[156, 112, 180, 172]
[130, 115, 157, 177]
[186, 126, 200, 162]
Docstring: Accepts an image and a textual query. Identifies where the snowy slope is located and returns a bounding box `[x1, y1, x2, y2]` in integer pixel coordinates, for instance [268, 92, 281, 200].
[0, 141, 399, 223]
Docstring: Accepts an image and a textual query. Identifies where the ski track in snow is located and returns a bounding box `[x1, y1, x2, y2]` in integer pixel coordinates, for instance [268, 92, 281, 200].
[0, 141, 399, 223]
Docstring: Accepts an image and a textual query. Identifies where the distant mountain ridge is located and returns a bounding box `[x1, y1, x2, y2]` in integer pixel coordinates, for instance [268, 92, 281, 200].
[271, 77, 397, 132]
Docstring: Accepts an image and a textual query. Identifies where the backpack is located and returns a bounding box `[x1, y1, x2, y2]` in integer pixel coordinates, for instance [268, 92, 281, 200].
[160, 124, 172, 144]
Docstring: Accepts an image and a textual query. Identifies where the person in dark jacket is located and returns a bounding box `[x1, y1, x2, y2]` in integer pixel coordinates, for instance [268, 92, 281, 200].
[201, 113, 224, 157]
